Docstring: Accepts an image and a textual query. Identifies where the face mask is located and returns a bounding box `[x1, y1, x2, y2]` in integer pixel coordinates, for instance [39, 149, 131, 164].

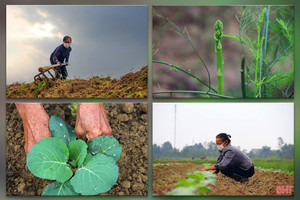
[64, 43, 71, 48]
[217, 143, 224, 151]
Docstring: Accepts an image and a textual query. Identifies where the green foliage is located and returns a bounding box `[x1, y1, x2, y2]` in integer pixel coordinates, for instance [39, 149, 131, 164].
[49, 115, 77, 145]
[255, 166, 293, 175]
[68, 140, 88, 168]
[70, 153, 119, 195]
[252, 158, 294, 172]
[153, 138, 293, 160]
[166, 170, 216, 195]
[68, 103, 78, 117]
[87, 135, 122, 161]
[42, 181, 78, 196]
[153, 6, 294, 98]
[27, 137, 73, 183]
[27, 116, 122, 196]
[34, 79, 49, 97]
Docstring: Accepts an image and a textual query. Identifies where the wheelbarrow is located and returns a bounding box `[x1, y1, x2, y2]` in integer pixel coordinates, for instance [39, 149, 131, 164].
[34, 63, 67, 81]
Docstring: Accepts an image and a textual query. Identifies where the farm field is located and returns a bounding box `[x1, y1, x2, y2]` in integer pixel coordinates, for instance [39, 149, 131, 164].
[6, 66, 147, 98]
[153, 159, 294, 196]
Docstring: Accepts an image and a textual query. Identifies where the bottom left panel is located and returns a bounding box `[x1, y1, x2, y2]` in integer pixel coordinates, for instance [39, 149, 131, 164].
[6, 103, 148, 196]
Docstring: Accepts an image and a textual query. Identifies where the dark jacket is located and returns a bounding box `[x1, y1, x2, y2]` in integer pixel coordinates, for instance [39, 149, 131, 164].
[50, 44, 72, 64]
[215, 143, 253, 171]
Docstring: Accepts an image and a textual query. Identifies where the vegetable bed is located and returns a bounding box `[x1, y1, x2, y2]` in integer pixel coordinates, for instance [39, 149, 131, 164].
[6, 103, 148, 196]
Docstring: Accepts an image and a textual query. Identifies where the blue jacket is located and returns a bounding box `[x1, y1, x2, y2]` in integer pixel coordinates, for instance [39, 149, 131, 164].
[50, 44, 72, 64]
[215, 143, 253, 171]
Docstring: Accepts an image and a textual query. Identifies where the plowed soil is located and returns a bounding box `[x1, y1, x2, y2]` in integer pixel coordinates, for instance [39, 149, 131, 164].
[153, 162, 294, 196]
[6, 103, 148, 196]
[6, 66, 147, 98]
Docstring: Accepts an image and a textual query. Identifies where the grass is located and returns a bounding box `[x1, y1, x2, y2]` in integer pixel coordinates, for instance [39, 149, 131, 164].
[252, 158, 294, 172]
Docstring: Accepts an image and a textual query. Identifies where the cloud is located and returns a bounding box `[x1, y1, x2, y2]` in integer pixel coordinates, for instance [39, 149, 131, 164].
[6, 5, 147, 84]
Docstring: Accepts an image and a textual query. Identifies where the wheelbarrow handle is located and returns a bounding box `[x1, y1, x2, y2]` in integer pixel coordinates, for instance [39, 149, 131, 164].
[38, 64, 67, 72]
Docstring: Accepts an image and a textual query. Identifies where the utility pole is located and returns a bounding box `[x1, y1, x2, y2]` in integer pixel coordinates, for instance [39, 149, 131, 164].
[174, 104, 176, 149]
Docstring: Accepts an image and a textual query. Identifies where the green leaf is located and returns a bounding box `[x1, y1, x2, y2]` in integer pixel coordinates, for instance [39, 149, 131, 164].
[166, 187, 197, 195]
[175, 178, 198, 187]
[70, 153, 119, 195]
[186, 173, 205, 182]
[68, 140, 88, 168]
[198, 187, 212, 195]
[27, 137, 73, 183]
[49, 115, 77, 145]
[87, 135, 122, 161]
[42, 181, 79, 196]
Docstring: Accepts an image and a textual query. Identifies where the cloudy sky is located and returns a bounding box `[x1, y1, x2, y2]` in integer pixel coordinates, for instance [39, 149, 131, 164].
[153, 103, 294, 152]
[6, 5, 147, 84]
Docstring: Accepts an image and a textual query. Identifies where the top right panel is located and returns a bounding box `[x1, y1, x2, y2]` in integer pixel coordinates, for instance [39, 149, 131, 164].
[152, 6, 294, 99]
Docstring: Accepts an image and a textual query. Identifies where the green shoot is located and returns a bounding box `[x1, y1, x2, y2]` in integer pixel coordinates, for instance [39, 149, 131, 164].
[214, 20, 224, 95]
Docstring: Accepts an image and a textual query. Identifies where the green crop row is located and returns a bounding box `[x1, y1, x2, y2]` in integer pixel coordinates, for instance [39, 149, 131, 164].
[166, 167, 216, 195]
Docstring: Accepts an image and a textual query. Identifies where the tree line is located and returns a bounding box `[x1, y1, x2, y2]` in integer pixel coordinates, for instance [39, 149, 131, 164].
[153, 137, 293, 160]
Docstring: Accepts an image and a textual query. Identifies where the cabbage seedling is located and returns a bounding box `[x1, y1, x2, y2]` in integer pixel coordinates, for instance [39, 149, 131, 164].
[26, 115, 122, 196]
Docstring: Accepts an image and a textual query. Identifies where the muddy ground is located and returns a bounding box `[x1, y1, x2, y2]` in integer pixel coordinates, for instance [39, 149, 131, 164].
[6, 66, 147, 98]
[153, 162, 294, 196]
[6, 103, 148, 196]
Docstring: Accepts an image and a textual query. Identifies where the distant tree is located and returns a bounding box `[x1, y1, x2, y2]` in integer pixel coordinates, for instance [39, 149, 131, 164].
[260, 146, 272, 158]
[153, 144, 162, 159]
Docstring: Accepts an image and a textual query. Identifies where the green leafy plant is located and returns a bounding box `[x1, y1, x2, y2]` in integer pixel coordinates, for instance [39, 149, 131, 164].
[166, 170, 216, 195]
[153, 6, 294, 98]
[68, 103, 78, 117]
[26, 115, 122, 196]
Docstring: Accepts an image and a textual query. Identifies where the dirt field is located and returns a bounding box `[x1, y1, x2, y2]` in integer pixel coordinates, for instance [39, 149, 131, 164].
[6, 66, 147, 98]
[6, 103, 148, 196]
[153, 162, 294, 196]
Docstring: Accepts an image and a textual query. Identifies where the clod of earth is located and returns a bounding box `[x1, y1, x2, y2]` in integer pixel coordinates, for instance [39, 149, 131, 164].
[6, 66, 147, 98]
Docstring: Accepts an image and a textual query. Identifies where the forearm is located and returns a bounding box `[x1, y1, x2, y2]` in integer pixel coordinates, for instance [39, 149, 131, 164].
[15, 103, 51, 153]
[202, 165, 217, 171]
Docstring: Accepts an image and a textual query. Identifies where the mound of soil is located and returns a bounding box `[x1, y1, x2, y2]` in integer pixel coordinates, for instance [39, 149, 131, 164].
[6, 103, 148, 196]
[153, 162, 294, 196]
[153, 163, 201, 195]
[6, 66, 147, 98]
[209, 169, 294, 196]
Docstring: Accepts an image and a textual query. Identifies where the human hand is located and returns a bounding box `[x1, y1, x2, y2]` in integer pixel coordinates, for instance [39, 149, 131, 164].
[213, 170, 217, 174]
[75, 103, 112, 141]
[16, 103, 52, 153]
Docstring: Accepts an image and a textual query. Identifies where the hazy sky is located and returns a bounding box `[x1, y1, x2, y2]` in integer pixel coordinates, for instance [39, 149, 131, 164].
[6, 5, 147, 84]
[153, 103, 294, 152]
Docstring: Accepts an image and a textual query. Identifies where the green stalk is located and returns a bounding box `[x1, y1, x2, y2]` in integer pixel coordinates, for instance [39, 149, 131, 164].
[214, 20, 224, 95]
[153, 60, 217, 93]
[241, 56, 246, 97]
[254, 8, 266, 97]
[153, 90, 233, 98]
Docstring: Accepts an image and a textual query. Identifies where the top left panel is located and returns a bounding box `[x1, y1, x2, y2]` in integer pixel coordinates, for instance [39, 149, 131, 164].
[6, 5, 148, 98]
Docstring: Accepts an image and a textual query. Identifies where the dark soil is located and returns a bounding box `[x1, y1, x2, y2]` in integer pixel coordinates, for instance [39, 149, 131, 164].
[6, 103, 148, 196]
[6, 66, 147, 98]
[153, 162, 294, 196]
